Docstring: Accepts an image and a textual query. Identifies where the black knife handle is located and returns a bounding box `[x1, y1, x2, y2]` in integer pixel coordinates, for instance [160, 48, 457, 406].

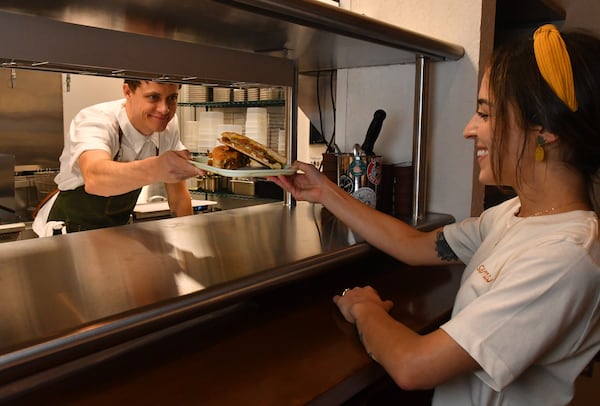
[361, 109, 386, 155]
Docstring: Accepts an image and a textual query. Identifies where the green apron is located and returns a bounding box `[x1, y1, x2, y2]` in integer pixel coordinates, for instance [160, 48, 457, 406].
[48, 126, 155, 233]
[48, 186, 141, 232]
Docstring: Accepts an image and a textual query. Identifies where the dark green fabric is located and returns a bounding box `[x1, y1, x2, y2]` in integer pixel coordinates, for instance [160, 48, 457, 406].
[48, 186, 142, 232]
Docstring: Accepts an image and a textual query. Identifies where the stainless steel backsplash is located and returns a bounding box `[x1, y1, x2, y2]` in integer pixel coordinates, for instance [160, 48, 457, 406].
[0, 153, 14, 214]
[0, 69, 63, 169]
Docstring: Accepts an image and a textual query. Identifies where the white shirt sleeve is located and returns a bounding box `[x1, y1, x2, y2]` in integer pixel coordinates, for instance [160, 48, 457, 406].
[69, 110, 119, 168]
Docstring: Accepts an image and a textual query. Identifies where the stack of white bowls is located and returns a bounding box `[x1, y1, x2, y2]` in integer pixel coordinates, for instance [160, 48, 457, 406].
[247, 87, 259, 101]
[217, 124, 244, 140]
[178, 85, 190, 103]
[259, 87, 274, 100]
[212, 87, 231, 103]
[245, 107, 268, 145]
[233, 88, 245, 102]
[277, 129, 286, 155]
[197, 111, 224, 152]
[177, 104, 195, 126]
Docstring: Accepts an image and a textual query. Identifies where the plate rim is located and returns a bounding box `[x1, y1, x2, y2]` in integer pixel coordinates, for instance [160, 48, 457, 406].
[189, 160, 296, 177]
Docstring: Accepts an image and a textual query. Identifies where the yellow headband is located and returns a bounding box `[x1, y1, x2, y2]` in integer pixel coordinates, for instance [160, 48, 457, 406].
[533, 24, 578, 112]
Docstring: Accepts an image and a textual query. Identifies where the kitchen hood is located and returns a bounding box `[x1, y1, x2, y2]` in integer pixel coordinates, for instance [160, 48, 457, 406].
[0, 0, 464, 85]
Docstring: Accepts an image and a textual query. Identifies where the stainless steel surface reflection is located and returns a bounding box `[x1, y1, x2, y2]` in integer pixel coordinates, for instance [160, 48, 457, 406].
[0, 202, 362, 359]
[0, 201, 453, 392]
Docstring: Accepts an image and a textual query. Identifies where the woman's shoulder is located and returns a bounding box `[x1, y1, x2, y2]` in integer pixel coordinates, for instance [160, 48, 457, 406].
[482, 197, 521, 217]
[472, 197, 521, 231]
[538, 210, 598, 248]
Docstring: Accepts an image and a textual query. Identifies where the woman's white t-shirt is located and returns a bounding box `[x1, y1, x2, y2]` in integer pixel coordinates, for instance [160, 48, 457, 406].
[433, 197, 600, 406]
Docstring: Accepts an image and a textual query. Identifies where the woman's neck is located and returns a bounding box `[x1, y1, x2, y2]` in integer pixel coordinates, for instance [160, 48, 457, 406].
[514, 164, 592, 217]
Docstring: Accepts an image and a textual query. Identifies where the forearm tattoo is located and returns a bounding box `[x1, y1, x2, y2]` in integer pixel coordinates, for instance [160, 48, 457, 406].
[435, 231, 458, 261]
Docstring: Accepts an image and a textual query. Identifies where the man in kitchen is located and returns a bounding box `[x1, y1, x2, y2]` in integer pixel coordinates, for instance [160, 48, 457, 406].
[32, 79, 203, 236]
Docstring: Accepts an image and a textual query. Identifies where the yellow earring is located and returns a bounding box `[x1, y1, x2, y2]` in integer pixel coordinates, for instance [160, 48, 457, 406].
[535, 136, 545, 162]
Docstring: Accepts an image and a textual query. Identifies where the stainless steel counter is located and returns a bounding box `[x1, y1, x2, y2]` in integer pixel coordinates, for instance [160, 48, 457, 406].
[0, 201, 453, 400]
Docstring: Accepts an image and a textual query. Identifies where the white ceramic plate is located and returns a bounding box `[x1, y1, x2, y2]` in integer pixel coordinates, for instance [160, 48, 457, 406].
[189, 161, 296, 177]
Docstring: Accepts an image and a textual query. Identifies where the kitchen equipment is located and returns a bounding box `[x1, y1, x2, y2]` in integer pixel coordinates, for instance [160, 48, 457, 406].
[33, 171, 58, 201]
[335, 110, 386, 208]
[393, 162, 414, 217]
[233, 88, 246, 102]
[379, 163, 394, 214]
[212, 87, 231, 102]
[245, 107, 268, 145]
[216, 124, 243, 139]
[133, 199, 217, 220]
[247, 88, 259, 101]
[10, 165, 59, 222]
[230, 179, 255, 196]
[187, 85, 209, 103]
[321, 152, 338, 183]
[198, 175, 228, 193]
[197, 111, 224, 153]
[337, 144, 382, 208]
[361, 109, 386, 155]
[182, 120, 199, 152]
[0, 154, 15, 217]
[255, 179, 284, 199]
[0, 222, 25, 242]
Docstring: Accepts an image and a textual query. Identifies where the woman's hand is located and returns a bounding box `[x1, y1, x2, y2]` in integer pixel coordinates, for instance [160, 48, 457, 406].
[333, 286, 394, 324]
[267, 160, 333, 203]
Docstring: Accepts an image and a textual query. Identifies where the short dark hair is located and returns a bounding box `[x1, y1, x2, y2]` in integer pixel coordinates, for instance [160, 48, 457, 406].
[124, 79, 142, 91]
[124, 79, 182, 90]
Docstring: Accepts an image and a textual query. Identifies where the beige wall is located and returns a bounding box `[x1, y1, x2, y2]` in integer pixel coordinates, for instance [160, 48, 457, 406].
[336, 0, 494, 221]
[61, 74, 124, 137]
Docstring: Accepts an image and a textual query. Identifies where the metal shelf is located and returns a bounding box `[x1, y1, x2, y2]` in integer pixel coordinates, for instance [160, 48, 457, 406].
[178, 100, 285, 109]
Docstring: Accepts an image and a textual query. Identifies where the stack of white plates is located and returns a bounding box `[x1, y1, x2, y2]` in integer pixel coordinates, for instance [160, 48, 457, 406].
[197, 111, 224, 152]
[245, 107, 268, 145]
[212, 87, 231, 103]
[182, 120, 199, 152]
[188, 85, 209, 103]
[247, 87, 259, 101]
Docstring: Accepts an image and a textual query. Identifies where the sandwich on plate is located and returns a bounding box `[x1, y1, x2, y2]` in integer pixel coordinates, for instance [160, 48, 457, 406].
[219, 132, 287, 169]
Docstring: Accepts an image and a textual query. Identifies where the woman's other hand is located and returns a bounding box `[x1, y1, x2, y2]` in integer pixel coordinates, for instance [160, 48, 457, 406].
[333, 286, 394, 324]
[267, 160, 333, 204]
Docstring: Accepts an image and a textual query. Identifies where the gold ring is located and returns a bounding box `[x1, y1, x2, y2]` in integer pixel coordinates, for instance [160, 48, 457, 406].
[341, 288, 350, 296]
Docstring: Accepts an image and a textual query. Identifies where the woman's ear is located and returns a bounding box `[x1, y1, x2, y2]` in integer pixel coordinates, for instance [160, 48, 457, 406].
[532, 125, 559, 145]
